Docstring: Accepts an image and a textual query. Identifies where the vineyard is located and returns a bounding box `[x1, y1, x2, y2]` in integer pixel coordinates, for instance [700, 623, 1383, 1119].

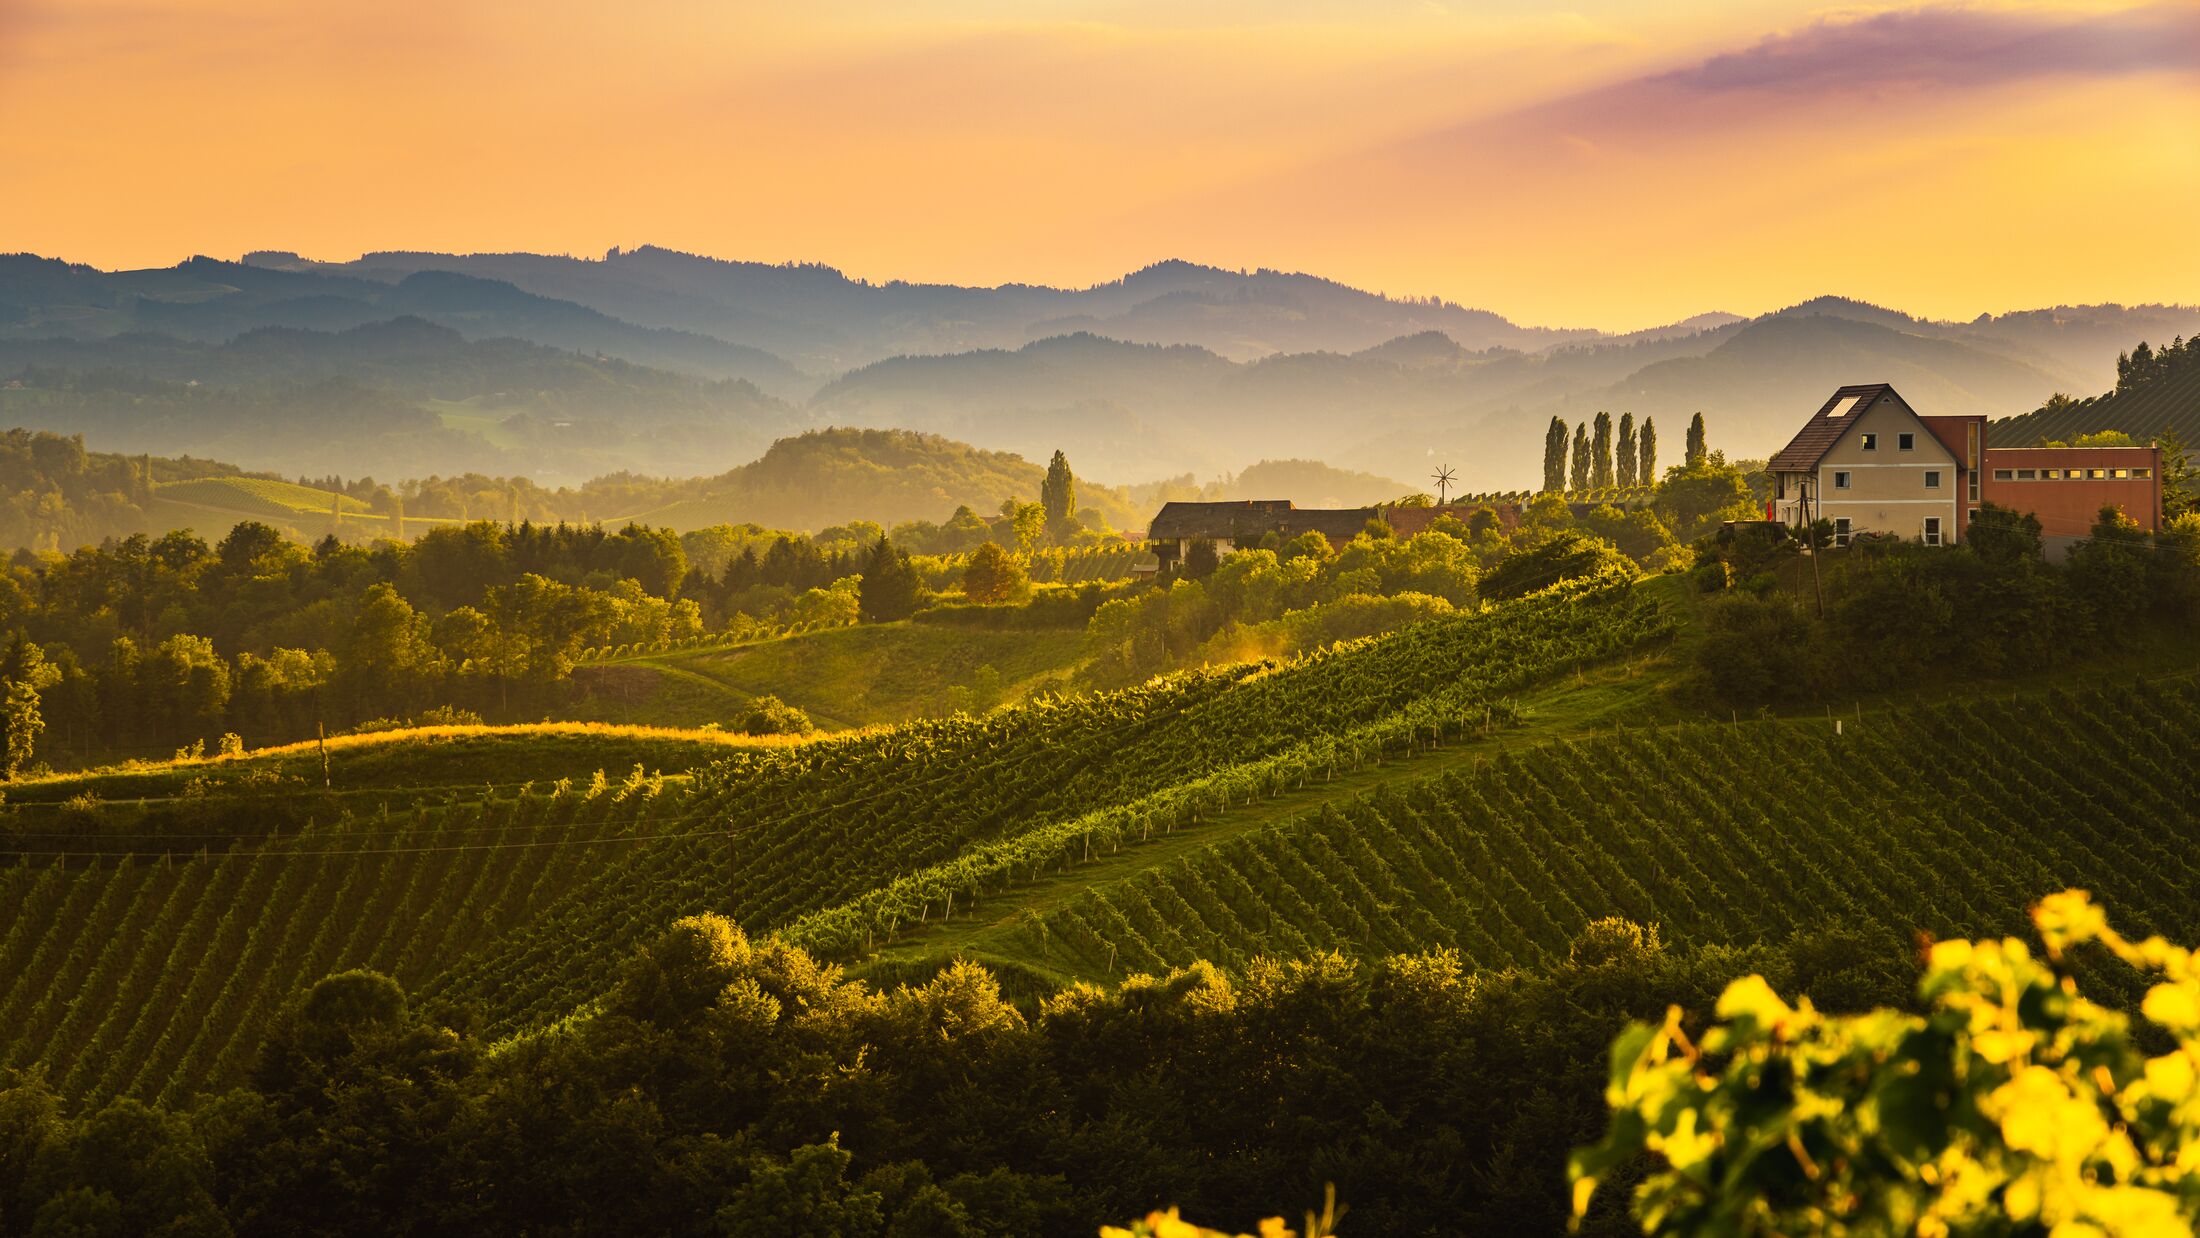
[878, 678, 2200, 984]
[0, 774, 686, 1107]
[1992, 363, 2200, 447]
[0, 574, 1667, 1096]
[22, 569, 2192, 1115]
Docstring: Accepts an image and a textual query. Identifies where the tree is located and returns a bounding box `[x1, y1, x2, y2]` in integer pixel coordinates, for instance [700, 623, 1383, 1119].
[1542, 418, 1569, 492]
[1640, 417, 1658, 484]
[1591, 412, 1615, 490]
[1570, 423, 1591, 492]
[1616, 413, 1638, 488]
[739, 695, 815, 736]
[1966, 501, 2043, 566]
[1655, 460, 1756, 542]
[340, 583, 442, 720]
[1685, 412, 1708, 467]
[2161, 429, 2196, 522]
[961, 541, 1025, 605]
[1041, 451, 1077, 534]
[857, 538, 923, 622]
[1183, 538, 1220, 581]
[1, 636, 60, 778]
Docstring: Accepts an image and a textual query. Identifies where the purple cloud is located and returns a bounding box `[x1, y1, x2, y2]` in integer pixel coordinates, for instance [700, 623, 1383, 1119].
[1663, 4, 2200, 94]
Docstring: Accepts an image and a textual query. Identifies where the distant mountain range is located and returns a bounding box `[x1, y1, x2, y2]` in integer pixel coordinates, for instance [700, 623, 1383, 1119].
[3, 248, 2194, 492]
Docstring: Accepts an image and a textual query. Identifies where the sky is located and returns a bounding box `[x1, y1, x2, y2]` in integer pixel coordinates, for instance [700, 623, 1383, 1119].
[1, 0, 2195, 330]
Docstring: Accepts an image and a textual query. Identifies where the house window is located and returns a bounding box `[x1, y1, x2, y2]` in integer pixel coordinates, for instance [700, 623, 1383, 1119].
[2134, 468, 2153, 479]
[2111, 468, 2130, 479]
[1833, 471, 1851, 490]
[1898, 433, 1915, 450]
[1993, 469, 2014, 481]
[1924, 471, 1942, 489]
[1860, 433, 1878, 451]
[2017, 469, 2037, 480]
[1924, 517, 1942, 546]
[1834, 517, 1851, 546]
[2088, 468, 2106, 479]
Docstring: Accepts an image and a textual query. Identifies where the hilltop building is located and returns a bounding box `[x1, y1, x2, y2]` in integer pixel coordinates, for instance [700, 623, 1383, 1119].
[1146, 499, 1538, 571]
[1146, 501, 1376, 572]
[1769, 383, 2161, 553]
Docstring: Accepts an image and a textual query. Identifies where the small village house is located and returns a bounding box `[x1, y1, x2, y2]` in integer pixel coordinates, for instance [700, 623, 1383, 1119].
[1770, 382, 2161, 552]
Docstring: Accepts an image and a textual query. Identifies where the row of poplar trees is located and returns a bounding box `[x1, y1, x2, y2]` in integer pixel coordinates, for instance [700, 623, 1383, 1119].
[1539, 411, 1707, 493]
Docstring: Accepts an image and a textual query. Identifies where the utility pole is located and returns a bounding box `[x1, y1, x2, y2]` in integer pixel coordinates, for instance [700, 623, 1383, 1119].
[1801, 479, 1825, 619]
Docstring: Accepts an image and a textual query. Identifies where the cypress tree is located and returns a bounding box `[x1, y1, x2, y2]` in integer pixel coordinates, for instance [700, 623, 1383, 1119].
[1591, 412, 1614, 490]
[1041, 451, 1076, 532]
[1569, 423, 1591, 492]
[858, 537, 923, 622]
[1617, 413, 1638, 488]
[1542, 418, 1568, 492]
[1639, 418, 1659, 485]
[1686, 412, 1708, 468]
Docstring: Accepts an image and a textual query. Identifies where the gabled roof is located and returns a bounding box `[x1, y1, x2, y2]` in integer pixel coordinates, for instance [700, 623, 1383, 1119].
[1148, 500, 1297, 541]
[1147, 500, 1377, 545]
[1768, 383, 1902, 473]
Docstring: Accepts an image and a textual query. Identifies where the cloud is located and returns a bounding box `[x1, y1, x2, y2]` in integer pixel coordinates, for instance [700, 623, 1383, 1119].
[1661, 3, 2200, 94]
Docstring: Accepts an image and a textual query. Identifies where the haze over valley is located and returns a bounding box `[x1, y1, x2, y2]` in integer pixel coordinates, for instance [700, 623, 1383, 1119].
[7, 249, 2194, 501]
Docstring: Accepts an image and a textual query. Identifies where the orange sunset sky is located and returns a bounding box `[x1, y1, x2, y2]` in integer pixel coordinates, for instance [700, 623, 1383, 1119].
[2, 0, 2195, 329]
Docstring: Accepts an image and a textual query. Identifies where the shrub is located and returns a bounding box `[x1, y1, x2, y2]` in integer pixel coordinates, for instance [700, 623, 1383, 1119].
[1576, 891, 2200, 1235]
[739, 695, 816, 737]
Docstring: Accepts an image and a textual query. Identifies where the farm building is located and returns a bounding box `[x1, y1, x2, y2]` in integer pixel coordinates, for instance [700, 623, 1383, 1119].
[1144, 499, 1521, 572]
[1146, 501, 1374, 572]
[1769, 383, 2162, 552]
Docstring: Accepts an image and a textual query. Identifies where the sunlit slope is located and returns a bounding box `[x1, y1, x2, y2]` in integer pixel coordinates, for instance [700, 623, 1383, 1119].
[0, 777, 690, 1107]
[0, 577, 1666, 1100]
[1993, 365, 2200, 446]
[425, 575, 1666, 1036]
[845, 679, 2200, 989]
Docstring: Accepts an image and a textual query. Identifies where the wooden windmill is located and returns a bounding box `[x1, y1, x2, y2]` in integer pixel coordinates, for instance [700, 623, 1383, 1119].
[1431, 464, 1457, 506]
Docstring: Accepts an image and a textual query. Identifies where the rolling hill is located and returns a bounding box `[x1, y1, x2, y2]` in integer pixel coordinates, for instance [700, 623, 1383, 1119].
[1992, 351, 2200, 448]
[7, 247, 2195, 500]
[9, 566, 2200, 1232]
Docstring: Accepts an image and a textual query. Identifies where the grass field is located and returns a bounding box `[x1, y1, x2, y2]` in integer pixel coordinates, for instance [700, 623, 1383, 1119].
[426, 397, 526, 450]
[559, 621, 1090, 729]
[145, 475, 463, 540]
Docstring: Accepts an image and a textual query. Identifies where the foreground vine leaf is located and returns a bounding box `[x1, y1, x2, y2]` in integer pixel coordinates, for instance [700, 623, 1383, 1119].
[1574, 889, 2200, 1236]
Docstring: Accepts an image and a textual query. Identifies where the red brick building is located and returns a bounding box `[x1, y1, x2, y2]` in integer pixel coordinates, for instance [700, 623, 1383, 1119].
[1769, 383, 2163, 551]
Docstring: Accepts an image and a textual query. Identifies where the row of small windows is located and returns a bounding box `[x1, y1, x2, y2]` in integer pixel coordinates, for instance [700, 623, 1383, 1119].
[1831, 470, 1941, 490]
[1991, 467, 2151, 481]
[1857, 433, 1918, 452]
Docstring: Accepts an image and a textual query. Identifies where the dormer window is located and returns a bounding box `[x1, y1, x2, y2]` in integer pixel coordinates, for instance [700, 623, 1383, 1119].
[1859, 433, 1878, 451]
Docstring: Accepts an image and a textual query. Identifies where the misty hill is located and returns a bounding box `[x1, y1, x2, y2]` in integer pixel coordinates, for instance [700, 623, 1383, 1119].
[8, 248, 2195, 494]
[277, 249, 1600, 370]
[596, 427, 1144, 534]
[0, 318, 798, 483]
[0, 254, 810, 397]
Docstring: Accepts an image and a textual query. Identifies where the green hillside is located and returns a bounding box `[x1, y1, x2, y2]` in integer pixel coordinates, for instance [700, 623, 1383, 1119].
[1992, 343, 2200, 446]
[6, 565, 2197, 1143]
[2, 575, 1662, 1096]
[863, 683, 2200, 989]
[561, 622, 1090, 730]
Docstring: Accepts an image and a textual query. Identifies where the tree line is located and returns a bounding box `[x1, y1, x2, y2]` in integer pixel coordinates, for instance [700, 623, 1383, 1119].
[0, 908, 1921, 1237]
[1543, 412, 1681, 493]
